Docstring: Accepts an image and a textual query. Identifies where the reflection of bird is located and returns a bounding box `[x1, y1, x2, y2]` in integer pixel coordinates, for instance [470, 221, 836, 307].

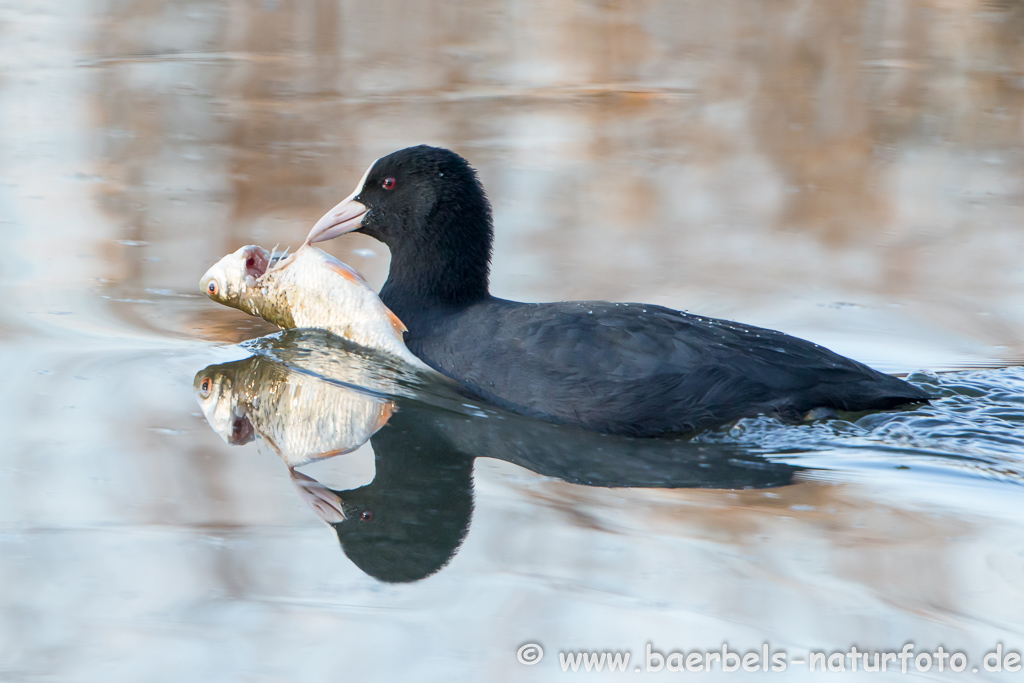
[307, 145, 930, 437]
[194, 330, 801, 583]
[319, 395, 800, 584]
[292, 437, 475, 585]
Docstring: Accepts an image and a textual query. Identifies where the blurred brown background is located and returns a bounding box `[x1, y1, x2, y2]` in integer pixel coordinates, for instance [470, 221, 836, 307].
[4, 0, 1012, 366]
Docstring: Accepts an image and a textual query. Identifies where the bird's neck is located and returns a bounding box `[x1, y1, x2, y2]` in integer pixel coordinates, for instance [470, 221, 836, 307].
[379, 213, 493, 320]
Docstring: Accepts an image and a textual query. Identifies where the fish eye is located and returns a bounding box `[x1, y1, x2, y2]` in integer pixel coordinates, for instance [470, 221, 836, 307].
[199, 377, 212, 397]
[360, 510, 373, 522]
[382, 177, 396, 190]
[207, 280, 218, 296]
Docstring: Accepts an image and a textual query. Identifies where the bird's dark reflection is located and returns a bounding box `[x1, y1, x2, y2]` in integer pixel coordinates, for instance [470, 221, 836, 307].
[195, 330, 802, 583]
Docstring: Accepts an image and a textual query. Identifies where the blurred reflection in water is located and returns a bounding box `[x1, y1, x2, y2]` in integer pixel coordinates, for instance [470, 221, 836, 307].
[195, 332, 1024, 586]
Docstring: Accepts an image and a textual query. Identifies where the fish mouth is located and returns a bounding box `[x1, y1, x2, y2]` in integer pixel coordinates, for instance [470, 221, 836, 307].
[229, 414, 255, 445]
[241, 246, 271, 281]
[241, 244, 299, 283]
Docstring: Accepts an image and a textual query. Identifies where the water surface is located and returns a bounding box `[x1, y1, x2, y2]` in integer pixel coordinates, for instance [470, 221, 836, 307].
[3, 1, 1024, 680]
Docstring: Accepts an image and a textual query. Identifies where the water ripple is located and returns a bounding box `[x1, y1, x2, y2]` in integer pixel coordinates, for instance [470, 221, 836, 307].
[694, 367, 1024, 484]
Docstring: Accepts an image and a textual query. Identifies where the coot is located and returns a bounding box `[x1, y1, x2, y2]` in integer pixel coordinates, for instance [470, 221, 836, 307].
[306, 145, 928, 437]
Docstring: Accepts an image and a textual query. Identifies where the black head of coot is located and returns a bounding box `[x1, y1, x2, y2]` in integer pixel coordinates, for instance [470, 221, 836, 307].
[309, 145, 494, 307]
[359, 147, 488, 242]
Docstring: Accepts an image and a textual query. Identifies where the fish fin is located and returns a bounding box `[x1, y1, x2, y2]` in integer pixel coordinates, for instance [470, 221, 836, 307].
[374, 401, 396, 433]
[385, 307, 408, 336]
[324, 259, 371, 287]
[268, 244, 292, 271]
[272, 251, 299, 271]
[313, 448, 349, 460]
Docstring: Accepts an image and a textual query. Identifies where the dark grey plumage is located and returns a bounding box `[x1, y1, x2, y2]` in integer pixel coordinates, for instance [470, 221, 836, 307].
[398, 298, 928, 436]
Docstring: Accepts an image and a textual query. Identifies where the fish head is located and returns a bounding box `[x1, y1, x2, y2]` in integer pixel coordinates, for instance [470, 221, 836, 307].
[200, 245, 272, 309]
[193, 363, 256, 445]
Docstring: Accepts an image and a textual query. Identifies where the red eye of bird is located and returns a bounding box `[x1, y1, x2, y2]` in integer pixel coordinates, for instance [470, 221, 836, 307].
[382, 177, 396, 190]
[360, 510, 373, 522]
[207, 281, 218, 295]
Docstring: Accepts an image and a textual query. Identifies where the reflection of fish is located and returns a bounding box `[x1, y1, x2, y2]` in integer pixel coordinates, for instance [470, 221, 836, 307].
[193, 355, 393, 469]
[200, 244, 427, 368]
